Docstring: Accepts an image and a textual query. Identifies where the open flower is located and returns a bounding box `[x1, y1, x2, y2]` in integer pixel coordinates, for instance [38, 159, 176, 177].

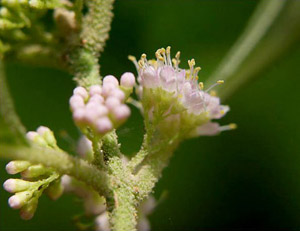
[130, 46, 235, 138]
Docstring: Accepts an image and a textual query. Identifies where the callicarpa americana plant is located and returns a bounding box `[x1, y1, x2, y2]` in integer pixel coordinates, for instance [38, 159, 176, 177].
[1, 0, 300, 231]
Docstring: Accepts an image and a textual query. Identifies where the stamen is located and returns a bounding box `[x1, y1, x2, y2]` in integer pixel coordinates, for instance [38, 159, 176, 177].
[155, 49, 164, 63]
[194, 67, 201, 78]
[175, 51, 180, 60]
[160, 48, 166, 64]
[141, 54, 148, 67]
[188, 59, 195, 79]
[138, 60, 144, 68]
[219, 123, 237, 131]
[166, 46, 172, 66]
[172, 58, 177, 67]
[205, 80, 224, 93]
[128, 55, 139, 71]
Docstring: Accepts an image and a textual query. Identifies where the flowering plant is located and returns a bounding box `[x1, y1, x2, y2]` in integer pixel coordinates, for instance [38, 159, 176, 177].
[0, 0, 299, 230]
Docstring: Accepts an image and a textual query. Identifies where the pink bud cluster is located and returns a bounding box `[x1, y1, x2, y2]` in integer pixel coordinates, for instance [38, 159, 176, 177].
[70, 73, 135, 135]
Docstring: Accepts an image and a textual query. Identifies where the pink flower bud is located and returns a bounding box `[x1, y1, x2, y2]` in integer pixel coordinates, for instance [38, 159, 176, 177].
[102, 82, 117, 97]
[110, 89, 125, 101]
[8, 195, 23, 209]
[69, 95, 85, 111]
[3, 179, 17, 193]
[85, 105, 108, 123]
[120, 72, 135, 88]
[103, 75, 119, 87]
[105, 97, 121, 110]
[73, 86, 88, 99]
[89, 94, 104, 104]
[95, 117, 113, 134]
[36, 126, 50, 136]
[3, 179, 32, 193]
[89, 85, 102, 96]
[61, 175, 73, 192]
[95, 212, 110, 231]
[26, 131, 38, 141]
[112, 105, 131, 120]
[77, 136, 92, 158]
[6, 161, 31, 175]
[8, 191, 32, 209]
[73, 108, 86, 123]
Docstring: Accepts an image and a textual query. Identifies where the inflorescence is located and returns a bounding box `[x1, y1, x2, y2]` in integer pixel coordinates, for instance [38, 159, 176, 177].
[70, 73, 135, 136]
[129, 46, 236, 138]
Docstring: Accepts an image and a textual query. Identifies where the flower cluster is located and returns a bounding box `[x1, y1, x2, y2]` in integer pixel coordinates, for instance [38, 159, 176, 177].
[130, 46, 235, 137]
[70, 73, 135, 136]
[3, 127, 62, 220]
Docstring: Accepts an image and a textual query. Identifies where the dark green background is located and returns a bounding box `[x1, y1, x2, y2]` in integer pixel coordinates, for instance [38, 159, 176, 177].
[1, 0, 300, 230]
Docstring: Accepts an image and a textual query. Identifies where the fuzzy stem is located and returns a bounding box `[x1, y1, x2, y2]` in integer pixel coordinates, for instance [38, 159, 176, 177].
[70, 0, 115, 87]
[110, 187, 137, 231]
[127, 134, 148, 172]
[135, 143, 178, 201]
[0, 143, 110, 197]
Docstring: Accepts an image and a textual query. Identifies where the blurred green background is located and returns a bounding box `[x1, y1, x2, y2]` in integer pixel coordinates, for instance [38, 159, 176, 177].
[1, 0, 300, 230]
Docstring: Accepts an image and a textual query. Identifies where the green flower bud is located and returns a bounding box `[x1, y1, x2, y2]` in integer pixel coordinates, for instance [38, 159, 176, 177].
[26, 131, 48, 146]
[37, 126, 57, 148]
[21, 164, 48, 178]
[6, 160, 31, 174]
[20, 198, 38, 220]
[45, 179, 63, 200]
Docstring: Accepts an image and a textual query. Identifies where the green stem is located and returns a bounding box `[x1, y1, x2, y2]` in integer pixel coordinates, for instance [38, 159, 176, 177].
[206, 0, 286, 100]
[110, 187, 137, 231]
[0, 143, 110, 197]
[0, 60, 27, 144]
[135, 142, 179, 201]
[127, 134, 148, 172]
[69, 0, 115, 87]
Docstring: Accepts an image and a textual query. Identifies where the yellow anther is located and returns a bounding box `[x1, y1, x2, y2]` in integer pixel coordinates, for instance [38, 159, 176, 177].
[175, 51, 180, 60]
[188, 59, 195, 69]
[217, 80, 224, 84]
[195, 76, 199, 80]
[194, 67, 201, 74]
[229, 123, 237, 129]
[128, 55, 136, 62]
[141, 53, 146, 59]
[220, 110, 225, 115]
[199, 82, 204, 90]
[160, 48, 166, 54]
[166, 46, 171, 54]
[158, 56, 164, 62]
